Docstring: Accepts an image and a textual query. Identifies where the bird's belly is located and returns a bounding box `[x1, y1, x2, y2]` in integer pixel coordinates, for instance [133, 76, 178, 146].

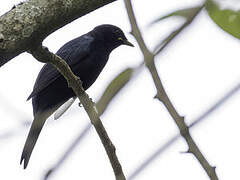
[74, 58, 107, 90]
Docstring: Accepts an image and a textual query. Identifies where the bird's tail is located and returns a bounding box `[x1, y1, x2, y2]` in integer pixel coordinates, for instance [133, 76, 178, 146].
[20, 109, 55, 169]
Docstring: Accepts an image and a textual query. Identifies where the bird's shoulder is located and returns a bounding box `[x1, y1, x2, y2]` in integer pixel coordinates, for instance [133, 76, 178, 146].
[27, 34, 94, 100]
[56, 34, 94, 62]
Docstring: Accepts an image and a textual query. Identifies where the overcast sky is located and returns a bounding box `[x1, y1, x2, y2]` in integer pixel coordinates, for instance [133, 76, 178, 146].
[1, 0, 240, 180]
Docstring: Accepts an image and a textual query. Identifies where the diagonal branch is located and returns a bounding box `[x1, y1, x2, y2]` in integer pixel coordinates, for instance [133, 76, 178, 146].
[123, 0, 218, 180]
[129, 80, 240, 179]
[0, 0, 117, 67]
[153, 5, 204, 55]
[30, 46, 125, 180]
[43, 67, 137, 179]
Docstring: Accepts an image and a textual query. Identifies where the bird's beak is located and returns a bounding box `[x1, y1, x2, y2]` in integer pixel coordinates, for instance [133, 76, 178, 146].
[123, 39, 134, 47]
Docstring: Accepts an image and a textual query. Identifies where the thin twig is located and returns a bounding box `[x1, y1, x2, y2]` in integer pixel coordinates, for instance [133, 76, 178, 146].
[124, 0, 218, 179]
[129, 81, 240, 179]
[43, 65, 143, 179]
[153, 5, 204, 55]
[30, 46, 126, 180]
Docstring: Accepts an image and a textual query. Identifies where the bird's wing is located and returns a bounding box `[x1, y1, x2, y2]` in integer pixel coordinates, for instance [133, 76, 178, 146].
[27, 35, 94, 100]
[54, 97, 76, 120]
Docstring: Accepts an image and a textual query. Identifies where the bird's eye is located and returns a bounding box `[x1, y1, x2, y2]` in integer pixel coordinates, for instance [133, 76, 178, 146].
[118, 37, 123, 41]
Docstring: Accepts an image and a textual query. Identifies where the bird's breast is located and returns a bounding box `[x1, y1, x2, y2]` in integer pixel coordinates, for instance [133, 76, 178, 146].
[73, 54, 109, 90]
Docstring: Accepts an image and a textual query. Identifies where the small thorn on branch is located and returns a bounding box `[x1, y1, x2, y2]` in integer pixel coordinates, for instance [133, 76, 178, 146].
[180, 149, 190, 154]
[188, 148, 194, 154]
[180, 116, 185, 122]
[154, 92, 165, 102]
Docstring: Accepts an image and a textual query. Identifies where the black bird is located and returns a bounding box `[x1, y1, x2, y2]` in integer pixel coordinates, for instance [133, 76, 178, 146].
[20, 24, 134, 169]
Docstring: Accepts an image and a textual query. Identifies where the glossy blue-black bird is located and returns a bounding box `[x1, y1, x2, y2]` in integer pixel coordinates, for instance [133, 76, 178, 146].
[20, 24, 134, 168]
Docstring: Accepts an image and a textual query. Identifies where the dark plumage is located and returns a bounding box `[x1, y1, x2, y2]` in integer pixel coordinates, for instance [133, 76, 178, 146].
[20, 24, 134, 169]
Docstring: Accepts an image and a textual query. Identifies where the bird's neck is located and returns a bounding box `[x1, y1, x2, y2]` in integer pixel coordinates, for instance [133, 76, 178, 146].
[88, 31, 118, 54]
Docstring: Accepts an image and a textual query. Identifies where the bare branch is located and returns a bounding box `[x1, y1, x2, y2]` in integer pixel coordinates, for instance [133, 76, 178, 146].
[153, 5, 204, 55]
[129, 81, 240, 179]
[0, 0, 117, 67]
[123, 0, 218, 179]
[44, 66, 141, 179]
[30, 46, 125, 180]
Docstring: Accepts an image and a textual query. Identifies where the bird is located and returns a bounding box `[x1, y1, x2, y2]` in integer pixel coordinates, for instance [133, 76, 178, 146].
[20, 24, 134, 169]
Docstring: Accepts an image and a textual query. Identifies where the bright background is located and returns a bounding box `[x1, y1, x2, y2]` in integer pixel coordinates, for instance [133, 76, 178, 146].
[1, 0, 240, 179]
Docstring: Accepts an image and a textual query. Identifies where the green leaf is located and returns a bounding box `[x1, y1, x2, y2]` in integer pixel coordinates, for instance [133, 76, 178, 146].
[206, 0, 240, 39]
[96, 68, 133, 116]
[152, 6, 202, 24]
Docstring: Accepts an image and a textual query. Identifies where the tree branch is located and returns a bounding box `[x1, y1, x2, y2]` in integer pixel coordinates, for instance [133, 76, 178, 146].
[129, 80, 240, 179]
[153, 5, 204, 55]
[123, 0, 218, 180]
[0, 0, 117, 67]
[43, 67, 136, 179]
[30, 45, 125, 180]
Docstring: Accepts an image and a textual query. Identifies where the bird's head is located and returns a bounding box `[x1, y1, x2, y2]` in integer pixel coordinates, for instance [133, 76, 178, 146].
[91, 24, 134, 51]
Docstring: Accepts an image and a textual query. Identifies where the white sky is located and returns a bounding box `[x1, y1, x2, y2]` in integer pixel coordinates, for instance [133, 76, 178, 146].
[1, 0, 240, 180]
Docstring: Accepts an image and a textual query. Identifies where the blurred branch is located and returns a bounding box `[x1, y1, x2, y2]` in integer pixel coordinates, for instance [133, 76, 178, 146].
[129, 81, 240, 179]
[96, 68, 134, 115]
[0, 122, 31, 140]
[0, 93, 31, 140]
[153, 5, 204, 55]
[44, 123, 92, 180]
[0, 93, 31, 124]
[151, 6, 203, 23]
[30, 46, 126, 180]
[124, 1, 218, 180]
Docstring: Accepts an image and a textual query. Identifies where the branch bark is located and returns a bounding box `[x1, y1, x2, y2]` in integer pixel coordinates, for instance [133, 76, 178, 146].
[123, 1, 218, 180]
[30, 46, 126, 180]
[0, 0, 117, 67]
